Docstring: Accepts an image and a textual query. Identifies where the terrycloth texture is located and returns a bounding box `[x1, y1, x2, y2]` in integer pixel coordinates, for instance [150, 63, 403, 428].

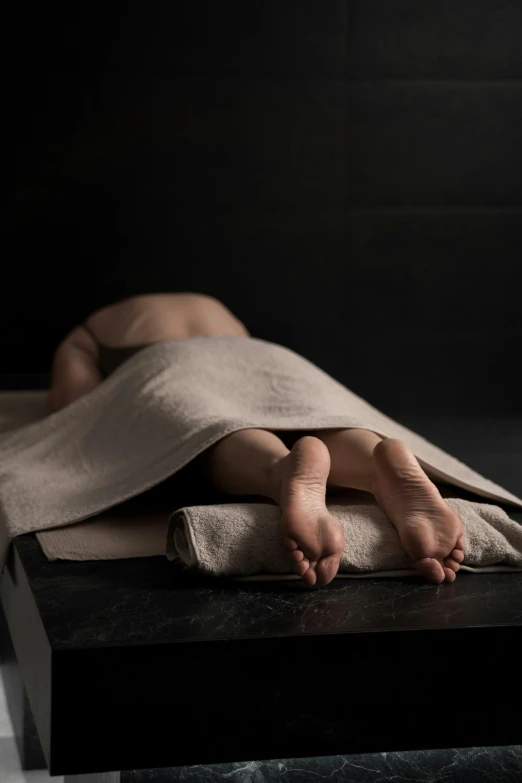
[0, 391, 50, 434]
[167, 499, 522, 580]
[1, 336, 522, 572]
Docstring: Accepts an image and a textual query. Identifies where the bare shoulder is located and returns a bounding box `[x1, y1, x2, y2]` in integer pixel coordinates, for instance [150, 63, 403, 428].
[119, 291, 239, 319]
[183, 293, 250, 335]
[143, 292, 221, 307]
[88, 292, 225, 312]
[82, 292, 249, 339]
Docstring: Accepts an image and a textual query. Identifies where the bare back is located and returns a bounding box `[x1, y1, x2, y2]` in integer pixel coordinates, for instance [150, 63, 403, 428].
[83, 293, 249, 346]
[49, 293, 249, 411]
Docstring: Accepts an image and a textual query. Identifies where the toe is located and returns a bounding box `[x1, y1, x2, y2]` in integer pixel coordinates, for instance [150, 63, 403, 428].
[284, 536, 299, 551]
[444, 557, 461, 572]
[456, 535, 465, 551]
[301, 565, 317, 586]
[289, 549, 304, 562]
[443, 566, 456, 583]
[451, 547, 465, 563]
[415, 557, 445, 584]
[315, 554, 341, 586]
[295, 559, 309, 577]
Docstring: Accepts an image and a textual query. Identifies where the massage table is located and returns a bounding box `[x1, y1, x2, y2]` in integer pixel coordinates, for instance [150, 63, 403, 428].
[1, 389, 522, 782]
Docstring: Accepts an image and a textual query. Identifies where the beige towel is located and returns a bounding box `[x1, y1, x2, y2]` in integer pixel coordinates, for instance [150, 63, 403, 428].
[166, 499, 522, 580]
[1, 336, 521, 571]
[0, 391, 50, 433]
[36, 512, 170, 561]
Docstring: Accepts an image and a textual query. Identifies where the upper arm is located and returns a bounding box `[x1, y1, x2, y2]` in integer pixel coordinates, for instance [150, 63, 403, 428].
[48, 337, 103, 413]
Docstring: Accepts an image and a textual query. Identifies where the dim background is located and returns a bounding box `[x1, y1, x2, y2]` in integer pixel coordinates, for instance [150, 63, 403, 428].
[2, 1, 521, 417]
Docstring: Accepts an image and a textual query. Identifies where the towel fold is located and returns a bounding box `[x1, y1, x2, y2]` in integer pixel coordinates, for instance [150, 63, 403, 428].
[36, 511, 169, 561]
[166, 499, 522, 580]
[1, 335, 522, 572]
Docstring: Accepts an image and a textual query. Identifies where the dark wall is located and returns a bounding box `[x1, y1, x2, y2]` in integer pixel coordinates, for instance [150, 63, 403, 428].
[3, 2, 522, 415]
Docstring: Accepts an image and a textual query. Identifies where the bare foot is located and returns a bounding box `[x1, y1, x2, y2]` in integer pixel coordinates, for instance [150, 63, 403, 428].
[372, 439, 465, 584]
[273, 436, 345, 586]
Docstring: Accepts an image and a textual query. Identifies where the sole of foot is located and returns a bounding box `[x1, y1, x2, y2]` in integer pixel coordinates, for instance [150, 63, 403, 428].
[276, 436, 345, 587]
[372, 438, 465, 583]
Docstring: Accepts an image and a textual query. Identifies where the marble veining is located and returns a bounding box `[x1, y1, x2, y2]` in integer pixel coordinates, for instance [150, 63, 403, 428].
[15, 529, 522, 651]
[125, 746, 522, 782]
[4, 417, 522, 778]
[12, 416, 522, 651]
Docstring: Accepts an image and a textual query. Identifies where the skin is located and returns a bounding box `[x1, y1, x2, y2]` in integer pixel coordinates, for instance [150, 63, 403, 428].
[48, 293, 249, 412]
[50, 293, 465, 585]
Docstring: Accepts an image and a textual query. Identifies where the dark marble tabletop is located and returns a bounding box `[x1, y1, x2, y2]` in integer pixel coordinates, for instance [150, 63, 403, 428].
[127, 745, 522, 783]
[4, 413, 522, 776]
[15, 414, 522, 652]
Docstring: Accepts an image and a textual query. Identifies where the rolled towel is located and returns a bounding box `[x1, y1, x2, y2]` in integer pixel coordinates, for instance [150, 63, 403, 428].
[2, 337, 522, 572]
[167, 498, 522, 580]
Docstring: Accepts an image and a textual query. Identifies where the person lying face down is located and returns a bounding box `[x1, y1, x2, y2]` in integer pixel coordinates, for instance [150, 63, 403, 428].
[49, 292, 465, 588]
[49, 292, 250, 411]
